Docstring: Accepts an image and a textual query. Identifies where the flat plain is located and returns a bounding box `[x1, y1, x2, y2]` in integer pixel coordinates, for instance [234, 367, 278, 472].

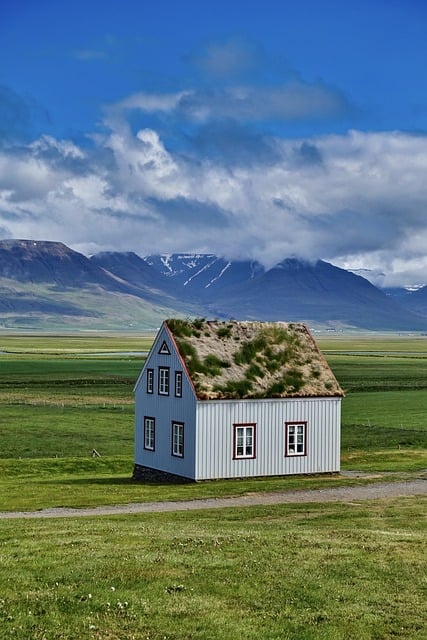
[0, 331, 425, 639]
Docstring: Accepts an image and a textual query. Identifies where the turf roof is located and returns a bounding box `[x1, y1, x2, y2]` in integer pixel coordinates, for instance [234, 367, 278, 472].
[165, 319, 343, 400]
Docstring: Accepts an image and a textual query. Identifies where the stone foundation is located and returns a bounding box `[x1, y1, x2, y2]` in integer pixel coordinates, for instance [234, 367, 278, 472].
[132, 464, 194, 483]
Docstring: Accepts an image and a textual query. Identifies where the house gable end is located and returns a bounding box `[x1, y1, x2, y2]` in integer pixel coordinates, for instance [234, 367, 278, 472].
[134, 321, 197, 400]
[133, 323, 172, 393]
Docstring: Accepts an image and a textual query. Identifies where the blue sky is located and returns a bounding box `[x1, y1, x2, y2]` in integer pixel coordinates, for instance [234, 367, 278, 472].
[1, 0, 427, 285]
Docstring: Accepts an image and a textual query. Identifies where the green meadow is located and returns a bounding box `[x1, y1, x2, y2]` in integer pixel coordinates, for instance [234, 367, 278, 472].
[0, 499, 426, 640]
[0, 332, 426, 639]
[320, 334, 427, 470]
[0, 332, 426, 511]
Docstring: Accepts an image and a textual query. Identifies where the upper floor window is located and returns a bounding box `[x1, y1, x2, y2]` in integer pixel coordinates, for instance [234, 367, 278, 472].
[146, 368, 154, 394]
[233, 423, 256, 459]
[175, 371, 183, 397]
[285, 422, 307, 456]
[158, 367, 170, 395]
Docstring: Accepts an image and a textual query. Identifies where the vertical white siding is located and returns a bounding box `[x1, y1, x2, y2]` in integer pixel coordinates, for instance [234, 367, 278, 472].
[195, 397, 341, 480]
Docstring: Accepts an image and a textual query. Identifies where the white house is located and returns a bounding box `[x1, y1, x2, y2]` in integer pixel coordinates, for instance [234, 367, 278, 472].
[133, 319, 343, 482]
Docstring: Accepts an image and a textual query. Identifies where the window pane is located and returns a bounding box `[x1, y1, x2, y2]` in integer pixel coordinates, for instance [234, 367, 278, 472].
[147, 370, 154, 393]
[175, 372, 182, 396]
[236, 428, 244, 456]
[159, 368, 170, 394]
[245, 430, 253, 455]
[235, 425, 255, 458]
[172, 423, 184, 456]
[286, 423, 306, 456]
[144, 418, 155, 450]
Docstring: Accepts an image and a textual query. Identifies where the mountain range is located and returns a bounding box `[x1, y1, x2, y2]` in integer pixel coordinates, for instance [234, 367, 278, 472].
[0, 239, 426, 331]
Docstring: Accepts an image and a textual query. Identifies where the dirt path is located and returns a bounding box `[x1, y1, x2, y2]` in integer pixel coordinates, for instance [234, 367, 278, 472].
[0, 478, 425, 520]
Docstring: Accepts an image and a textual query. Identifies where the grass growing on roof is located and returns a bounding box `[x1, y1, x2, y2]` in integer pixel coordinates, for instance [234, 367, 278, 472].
[167, 319, 341, 399]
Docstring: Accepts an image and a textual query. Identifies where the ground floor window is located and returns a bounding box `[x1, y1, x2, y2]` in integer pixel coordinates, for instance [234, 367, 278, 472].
[172, 421, 184, 457]
[285, 422, 307, 456]
[233, 423, 256, 459]
[144, 416, 155, 451]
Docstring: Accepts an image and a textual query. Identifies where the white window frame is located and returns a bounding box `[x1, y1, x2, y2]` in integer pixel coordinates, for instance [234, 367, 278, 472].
[175, 371, 183, 398]
[158, 340, 171, 355]
[171, 421, 184, 457]
[285, 422, 307, 457]
[144, 416, 155, 451]
[158, 367, 170, 396]
[146, 368, 154, 394]
[233, 423, 256, 459]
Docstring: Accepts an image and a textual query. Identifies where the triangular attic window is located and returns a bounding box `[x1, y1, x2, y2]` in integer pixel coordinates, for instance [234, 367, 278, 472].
[158, 340, 171, 355]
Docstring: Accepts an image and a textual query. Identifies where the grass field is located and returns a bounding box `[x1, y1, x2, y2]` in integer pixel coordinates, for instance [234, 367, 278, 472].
[0, 333, 425, 512]
[0, 333, 426, 639]
[0, 498, 425, 640]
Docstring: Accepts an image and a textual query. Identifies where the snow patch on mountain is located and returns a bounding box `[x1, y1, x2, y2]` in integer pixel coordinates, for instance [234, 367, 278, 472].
[205, 262, 231, 288]
[183, 258, 219, 286]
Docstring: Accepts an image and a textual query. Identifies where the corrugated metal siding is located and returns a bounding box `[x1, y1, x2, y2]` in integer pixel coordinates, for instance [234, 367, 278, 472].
[135, 324, 197, 479]
[195, 397, 341, 480]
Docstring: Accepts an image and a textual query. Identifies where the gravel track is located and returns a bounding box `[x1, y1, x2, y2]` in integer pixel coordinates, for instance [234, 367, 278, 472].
[1, 478, 425, 520]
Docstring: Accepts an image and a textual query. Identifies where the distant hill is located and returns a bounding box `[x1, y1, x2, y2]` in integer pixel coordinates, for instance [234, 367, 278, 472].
[208, 258, 427, 330]
[144, 253, 427, 331]
[89, 251, 194, 311]
[0, 239, 129, 291]
[403, 284, 427, 317]
[144, 253, 264, 300]
[0, 240, 199, 330]
[0, 240, 426, 331]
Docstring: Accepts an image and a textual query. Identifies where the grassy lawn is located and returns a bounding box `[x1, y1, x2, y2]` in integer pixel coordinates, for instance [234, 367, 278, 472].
[0, 455, 390, 512]
[0, 334, 425, 639]
[0, 498, 425, 640]
[0, 333, 425, 512]
[0, 333, 155, 354]
[328, 339, 427, 472]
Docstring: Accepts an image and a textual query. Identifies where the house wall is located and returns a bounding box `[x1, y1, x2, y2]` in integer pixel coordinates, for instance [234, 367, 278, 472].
[195, 397, 341, 480]
[134, 325, 197, 480]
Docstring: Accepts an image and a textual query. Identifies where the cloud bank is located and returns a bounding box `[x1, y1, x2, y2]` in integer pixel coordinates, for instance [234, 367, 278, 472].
[1, 72, 427, 286]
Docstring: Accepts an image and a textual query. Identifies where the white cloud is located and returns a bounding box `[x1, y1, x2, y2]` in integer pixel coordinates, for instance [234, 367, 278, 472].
[177, 83, 348, 122]
[110, 91, 187, 114]
[30, 135, 85, 159]
[1, 122, 427, 286]
[110, 82, 348, 124]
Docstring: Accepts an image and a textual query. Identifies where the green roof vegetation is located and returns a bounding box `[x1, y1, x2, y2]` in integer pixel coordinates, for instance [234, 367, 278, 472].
[166, 319, 343, 400]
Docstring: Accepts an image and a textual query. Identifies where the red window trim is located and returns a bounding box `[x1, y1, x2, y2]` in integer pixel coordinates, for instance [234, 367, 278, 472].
[284, 421, 307, 457]
[233, 423, 256, 460]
